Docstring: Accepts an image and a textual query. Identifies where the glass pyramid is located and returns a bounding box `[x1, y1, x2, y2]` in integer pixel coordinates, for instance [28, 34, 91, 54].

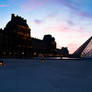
[81, 38, 92, 58]
[72, 36, 92, 58]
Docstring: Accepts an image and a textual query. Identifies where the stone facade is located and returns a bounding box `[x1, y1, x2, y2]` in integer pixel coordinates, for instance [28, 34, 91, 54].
[0, 14, 56, 58]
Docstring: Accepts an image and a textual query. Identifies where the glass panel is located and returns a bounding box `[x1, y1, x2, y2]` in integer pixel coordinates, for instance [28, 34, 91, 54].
[81, 39, 92, 58]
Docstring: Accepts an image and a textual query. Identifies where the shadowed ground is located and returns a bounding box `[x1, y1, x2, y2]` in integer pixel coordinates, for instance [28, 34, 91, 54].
[0, 58, 92, 92]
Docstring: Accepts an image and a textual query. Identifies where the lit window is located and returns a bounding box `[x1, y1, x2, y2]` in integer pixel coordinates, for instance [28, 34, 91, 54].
[21, 52, 24, 55]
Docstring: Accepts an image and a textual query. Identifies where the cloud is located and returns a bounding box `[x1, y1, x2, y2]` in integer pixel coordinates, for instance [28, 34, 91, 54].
[34, 19, 43, 24]
[32, 11, 59, 25]
[60, 0, 92, 18]
[78, 12, 92, 18]
[0, 4, 8, 7]
[67, 20, 74, 26]
[47, 11, 59, 18]
[21, 0, 48, 11]
[61, 0, 79, 10]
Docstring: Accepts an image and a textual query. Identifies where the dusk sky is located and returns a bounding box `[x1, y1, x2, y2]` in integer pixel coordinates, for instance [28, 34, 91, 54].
[0, 0, 92, 53]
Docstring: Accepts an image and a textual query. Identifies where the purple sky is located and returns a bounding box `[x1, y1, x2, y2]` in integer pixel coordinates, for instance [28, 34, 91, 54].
[0, 0, 92, 53]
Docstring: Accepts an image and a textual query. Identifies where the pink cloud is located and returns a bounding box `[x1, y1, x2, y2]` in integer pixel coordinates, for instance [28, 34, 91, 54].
[21, 0, 48, 11]
[43, 25, 71, 34]
[78, 12, 92, 18]
[0, 4, 8, 7]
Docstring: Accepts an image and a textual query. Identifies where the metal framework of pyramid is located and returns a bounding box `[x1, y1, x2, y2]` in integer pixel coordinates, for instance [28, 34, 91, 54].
[72, 36, 92, 58]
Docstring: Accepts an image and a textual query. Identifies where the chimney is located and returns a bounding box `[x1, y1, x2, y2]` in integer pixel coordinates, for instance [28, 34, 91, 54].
[11, 14, 15, 20]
